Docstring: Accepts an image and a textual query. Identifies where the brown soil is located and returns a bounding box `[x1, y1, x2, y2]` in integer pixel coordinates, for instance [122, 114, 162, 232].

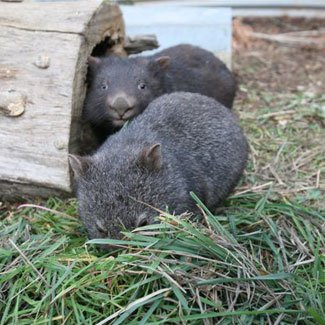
[233, 17, 325, 99]
[232, 17, 325, 208]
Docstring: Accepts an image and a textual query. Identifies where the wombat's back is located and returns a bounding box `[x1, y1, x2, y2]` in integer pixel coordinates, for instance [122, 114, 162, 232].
[100, 92, 247, 209]
[152, 44, 237, 108]
[131, 92, 242, 143]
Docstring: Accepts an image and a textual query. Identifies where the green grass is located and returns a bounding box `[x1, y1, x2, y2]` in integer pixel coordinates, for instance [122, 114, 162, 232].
[1, 193, 324, 324]
[1, 40, 325, 324]
[1, 91, 324, 323]
[238, 90, 325, 210]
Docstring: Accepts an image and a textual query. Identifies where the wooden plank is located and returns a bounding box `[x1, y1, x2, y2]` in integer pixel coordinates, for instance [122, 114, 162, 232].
[0, 1, 125, 198]
[0, 1, 121, 33]
[0, 27, 80, 192]
[124, 34, 159, 54]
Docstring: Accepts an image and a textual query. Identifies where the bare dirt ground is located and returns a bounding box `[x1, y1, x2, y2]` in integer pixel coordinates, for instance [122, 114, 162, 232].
[232, 17, 325, 209]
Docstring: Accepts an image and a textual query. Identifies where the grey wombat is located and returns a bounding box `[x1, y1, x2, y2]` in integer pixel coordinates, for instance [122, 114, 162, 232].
[71, 92, 247, 242]
[84, 44, 237, 143]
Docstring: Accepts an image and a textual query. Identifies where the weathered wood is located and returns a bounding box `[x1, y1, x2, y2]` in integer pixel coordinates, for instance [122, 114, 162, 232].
[0, 90, 26, 117]
[0, 1, 125, 198]
[124, 34, 159, 54]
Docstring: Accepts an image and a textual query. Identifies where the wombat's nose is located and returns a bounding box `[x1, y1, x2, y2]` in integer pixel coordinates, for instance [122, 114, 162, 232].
[111, 97, 133, 116]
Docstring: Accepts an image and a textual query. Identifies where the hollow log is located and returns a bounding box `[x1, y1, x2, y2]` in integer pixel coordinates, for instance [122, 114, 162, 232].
[0, 0, 125, 198]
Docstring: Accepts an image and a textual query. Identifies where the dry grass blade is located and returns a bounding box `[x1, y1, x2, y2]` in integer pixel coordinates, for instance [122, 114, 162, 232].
[95, 288, 171, 325]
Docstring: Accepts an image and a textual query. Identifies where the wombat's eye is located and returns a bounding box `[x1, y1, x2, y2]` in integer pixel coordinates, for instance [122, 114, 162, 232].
[138, 83, 146, 90]
[101, 83, 108, 90]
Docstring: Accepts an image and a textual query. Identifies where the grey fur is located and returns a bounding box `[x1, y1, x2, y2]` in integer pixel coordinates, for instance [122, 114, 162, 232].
[84, 44, 237, 143]
[73, 92, 247, 242]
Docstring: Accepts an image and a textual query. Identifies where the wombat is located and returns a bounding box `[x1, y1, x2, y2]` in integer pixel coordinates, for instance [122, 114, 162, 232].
[84, 44, 237, 143]
[71, 92, 247, 243]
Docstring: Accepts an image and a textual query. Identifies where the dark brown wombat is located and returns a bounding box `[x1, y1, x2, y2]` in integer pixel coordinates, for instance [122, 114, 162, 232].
[71, 92, 247, 243]
[84, 44, 237, 143]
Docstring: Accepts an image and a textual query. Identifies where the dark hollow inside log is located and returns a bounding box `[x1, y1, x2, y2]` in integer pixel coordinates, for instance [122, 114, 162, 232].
[91, 36, 118, 57]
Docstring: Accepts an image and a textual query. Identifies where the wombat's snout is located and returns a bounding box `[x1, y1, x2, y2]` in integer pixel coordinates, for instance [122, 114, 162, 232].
[108, 95, 136, 126]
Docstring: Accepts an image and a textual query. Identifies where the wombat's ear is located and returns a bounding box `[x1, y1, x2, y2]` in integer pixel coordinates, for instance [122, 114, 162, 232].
[136, 213, 149, 227]
[154, 56, 170, 69]
[68, 154, 91, 178]
[139, 144, 162, 171]
[87, 56, 101, 68]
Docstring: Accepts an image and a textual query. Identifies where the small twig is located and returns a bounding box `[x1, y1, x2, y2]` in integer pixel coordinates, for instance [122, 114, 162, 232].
[258, 294, 285, 311]
[227, 278, 241, 312]
[248, 142, 258, 170]
[9, 239, 49, 287]
[124, 34, 159, 55]
[290, 258, 315, 269]
[269, 166, 285, 186]
[278, 29, 325, 37]
[195, 287, 211, 325]
[279, 186, 317, 195]
[274, 313, 286, 325]
[274, 141, 288, 165]
[316, 169, 321, 188]
[197, 204, 212, 231]
[17, 203, 76, 219]
[235, 182, 273, 195]
[250, 31, 325, 49]
[294, 150, 322, 170]
[258, 110, 296, 120]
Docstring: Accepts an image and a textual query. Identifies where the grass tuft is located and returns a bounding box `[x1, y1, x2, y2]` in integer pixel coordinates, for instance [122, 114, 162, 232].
[1, 194, 324, 324]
